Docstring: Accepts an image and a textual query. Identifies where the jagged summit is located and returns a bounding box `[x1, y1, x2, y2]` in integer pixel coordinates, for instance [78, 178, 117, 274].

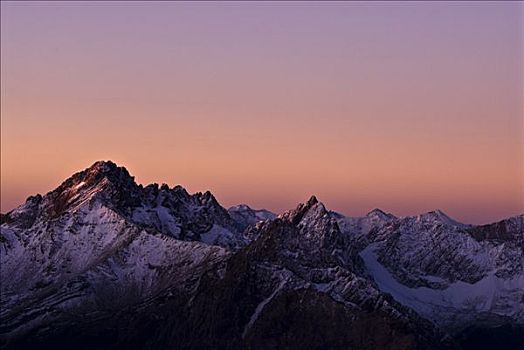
[307, 195, 319, 206]
[273, 196, 346, 258]
[30, 161, 142, 219]
[280, 195, 328, 226]
[88, 159, 119, 172]
[78, 160, 133, 182]
[2, 161, 246, 248]
[48, 160, 137, 200]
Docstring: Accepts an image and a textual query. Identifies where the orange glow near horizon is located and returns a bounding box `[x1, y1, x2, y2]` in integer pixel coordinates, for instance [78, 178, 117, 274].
[1, 2, 523, 224]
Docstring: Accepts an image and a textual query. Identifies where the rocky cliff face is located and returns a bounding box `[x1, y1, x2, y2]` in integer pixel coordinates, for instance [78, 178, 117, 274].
[1, 161, 522, 349]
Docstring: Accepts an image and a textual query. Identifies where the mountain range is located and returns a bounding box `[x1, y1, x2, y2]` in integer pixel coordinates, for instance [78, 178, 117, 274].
[1, 161, 523, 349]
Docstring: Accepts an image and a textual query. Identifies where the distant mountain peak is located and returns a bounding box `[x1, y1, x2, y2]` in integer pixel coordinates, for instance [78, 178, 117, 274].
[366, 208, 396, 220]
[229, 204, 252, 211]
[426, 209, 450, 220]
[417, 209, 465, 227]
[366, 208, 386, 216]
[227, 204, 277, 232]
[431, 209, 447, 216]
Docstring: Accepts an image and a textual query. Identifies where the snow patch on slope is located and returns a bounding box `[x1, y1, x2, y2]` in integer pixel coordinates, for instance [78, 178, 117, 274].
[200, 224, 245, 248]
[242, 273, 289, 339]
[360, 244, 524, 325]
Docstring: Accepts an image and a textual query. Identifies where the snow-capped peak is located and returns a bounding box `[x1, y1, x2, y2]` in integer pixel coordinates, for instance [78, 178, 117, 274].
[280, 195, 328, 226]
[2, 160, 524, 349]
[417, 209, 465, 227]
[366, 208, 396, 221]
[48, 160, 138, 202]
[229, 204, 252, 211]
[228, 204, 277, 231]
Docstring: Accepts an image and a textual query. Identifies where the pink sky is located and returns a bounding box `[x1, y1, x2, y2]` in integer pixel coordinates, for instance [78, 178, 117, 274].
[1, 2, 523, 224]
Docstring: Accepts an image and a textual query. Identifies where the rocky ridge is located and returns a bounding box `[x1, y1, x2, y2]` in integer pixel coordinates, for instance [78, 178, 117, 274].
[1, 161, 523, 349]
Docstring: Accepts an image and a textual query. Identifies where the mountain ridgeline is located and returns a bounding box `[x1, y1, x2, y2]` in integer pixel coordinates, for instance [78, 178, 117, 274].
[1, 161, 523, 350]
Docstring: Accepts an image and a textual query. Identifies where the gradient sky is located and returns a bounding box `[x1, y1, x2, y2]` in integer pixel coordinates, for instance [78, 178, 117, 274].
[1, 1, 523, 224]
